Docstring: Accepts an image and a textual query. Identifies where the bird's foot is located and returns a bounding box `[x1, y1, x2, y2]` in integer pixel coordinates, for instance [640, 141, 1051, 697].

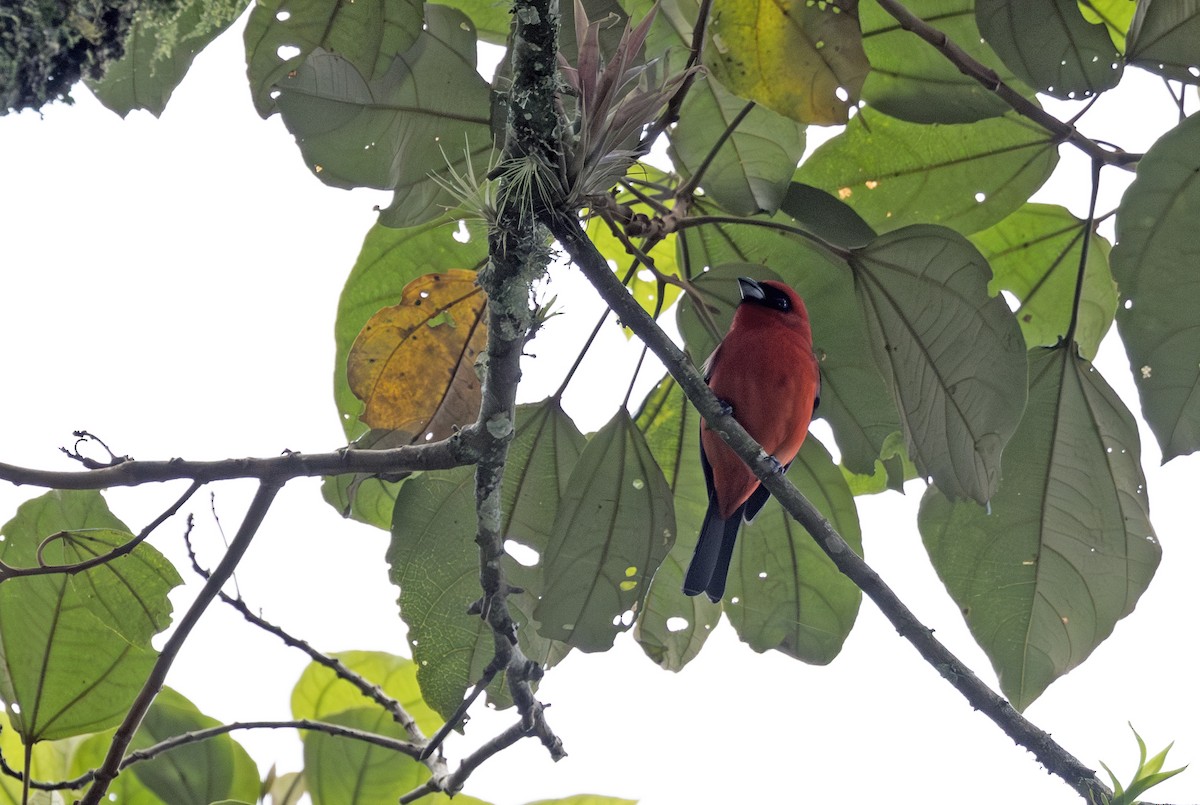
[766, 454, 785, 475]
[716, 397, 734, 416]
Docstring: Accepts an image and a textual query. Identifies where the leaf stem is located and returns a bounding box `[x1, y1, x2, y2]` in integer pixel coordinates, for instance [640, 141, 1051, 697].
[1065, 158, 1104, 348]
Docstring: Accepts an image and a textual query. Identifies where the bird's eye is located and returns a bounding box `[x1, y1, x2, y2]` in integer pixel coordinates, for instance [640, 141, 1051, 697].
[776, 297, 791, 312]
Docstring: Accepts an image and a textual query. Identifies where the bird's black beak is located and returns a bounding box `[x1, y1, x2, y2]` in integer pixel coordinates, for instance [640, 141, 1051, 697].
[737, 277, 765, 302]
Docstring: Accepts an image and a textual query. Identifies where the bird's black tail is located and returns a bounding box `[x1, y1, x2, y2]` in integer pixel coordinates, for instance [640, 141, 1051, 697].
[683, 499, 743, 603]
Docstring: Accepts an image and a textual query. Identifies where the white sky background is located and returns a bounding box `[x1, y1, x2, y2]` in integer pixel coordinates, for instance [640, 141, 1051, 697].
[1, 14, 1198, 805]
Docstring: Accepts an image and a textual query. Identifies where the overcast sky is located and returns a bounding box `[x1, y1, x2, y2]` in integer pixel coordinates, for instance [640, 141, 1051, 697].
[1, 15, 1197, 805]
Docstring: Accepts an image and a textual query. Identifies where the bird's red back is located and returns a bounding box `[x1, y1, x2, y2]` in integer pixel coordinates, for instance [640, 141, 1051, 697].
[702, 281, 819, 520]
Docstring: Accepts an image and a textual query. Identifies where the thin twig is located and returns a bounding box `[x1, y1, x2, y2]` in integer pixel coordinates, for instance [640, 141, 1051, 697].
[1065, 158, 1104, 347]
[0, 481, 200, 580]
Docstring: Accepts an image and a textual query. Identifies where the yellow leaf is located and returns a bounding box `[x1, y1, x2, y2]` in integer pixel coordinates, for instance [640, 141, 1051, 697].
[705, 0, 869, 125]
[347, 270, 486, 436]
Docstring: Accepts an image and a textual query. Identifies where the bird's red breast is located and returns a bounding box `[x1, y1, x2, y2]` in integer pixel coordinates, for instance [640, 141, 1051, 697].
[701, 280, 819, 520]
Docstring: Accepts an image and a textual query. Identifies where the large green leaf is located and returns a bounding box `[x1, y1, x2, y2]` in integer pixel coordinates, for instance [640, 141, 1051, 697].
[388, 401, 580, 717]
[0, 710, 69, 804]
[1110, 112, 1200, 461]
[127, 688, 260, 805]
[244, 0, 424, 117]
[971, 202, 1117, 360]
[919, 345, 1159, 710]
[975, 0, 1122, 99]
[725, 437, 862, 663]
[795, 108, 1059, 235]
[668, 74, 806, 215]
[849, 225, 1027, 503]
[1079, 0, 1138, 51]
[704, 0, 869, 125]
[303, 707, 425, 805]
[88, 0, 249, 117]
[777, 181, 876, 249]
[0, 490, 181, 743]
[1125, 0, 1200, 83]
[633, 376, 722, 670]
[325, 215, 489, 526]
[860, 0, 1023, 123]
[435, 0, 513, 44]
[676, 233, 900, 476]
[534, 411, 676, 652]
[291, 650, 442, 735]
[271, 5, 494, 227]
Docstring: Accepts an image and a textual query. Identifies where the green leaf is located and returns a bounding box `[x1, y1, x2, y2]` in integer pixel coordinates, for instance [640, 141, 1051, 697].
[128, 688, 260, 805]
[523, 798, 637, 805]
[388, 401, 580, 717]
[271, 5, 494, 226]
[971, 202, 1118, 360]
[676, 237, 899, 476]
[435, 0, 512, 44]
[244, 0, 424, 117]
[840, 431, 917, 496]
[633, 375, 722, 670]
[725, 437, 862, 663]
[303, 707, 425, 805]
[1126, 0, 1200, 83]
[87, 0, 249, 117]
[919, 346, 1160, 710]
[849, 225, 1028, 503]
[291, 650, 442, 736]
[975, 0, 1122, 99]
[704, 0, 868, 125]
[1110, 112, 1200, 461]
[860, 0, 1024, 123]
[328, 215, 489, 526]
[1079, 0, 1138, 52]
[0, 710, 70, 804]
[778, 181, 876, 249]
[72, 729, 168, 805]
[0, 490, 181, 743]
[795, 108, 1059, 235]
[668, 74, 806, 215]
[534, 410, 676, 652]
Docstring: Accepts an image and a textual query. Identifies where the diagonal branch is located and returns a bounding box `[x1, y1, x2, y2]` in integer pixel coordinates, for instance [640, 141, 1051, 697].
[872, 0, 1139, 169]
[78, 480, 282, 804]
[542, 207, 1115, 805]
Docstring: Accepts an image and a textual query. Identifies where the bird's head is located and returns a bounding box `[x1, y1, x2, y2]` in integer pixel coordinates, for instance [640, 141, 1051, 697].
[735, 277, 812, 335]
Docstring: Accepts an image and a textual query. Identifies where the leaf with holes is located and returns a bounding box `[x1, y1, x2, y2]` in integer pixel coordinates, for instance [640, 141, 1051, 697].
[796, 108, 1059, 235]
[347, 269, 486, 436]
[725, 438, 862, 663]
[704, 0, 868, 125]
[534, 410, 675, 652]
[0, 491, 181, 743]
[244, 0, 424, 117]
[388, 401, 579, 718]
[634, 375, 722, 670]
[1124, 0, 1200, 83]
[860, 0, 1028, 123]
[971, 203, 1117, 360]
[271, 6, 494, 226]
[850, 225, 1027, 503]
[1111, 112, 1200, 460]
[976, 0, 1122, 99]
[919, 345, 1159, 710]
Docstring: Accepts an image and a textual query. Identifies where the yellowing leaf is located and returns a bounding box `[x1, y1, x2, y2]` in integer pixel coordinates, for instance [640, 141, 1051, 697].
[704, 0, 868, 125]
[347, 269, 486, 435]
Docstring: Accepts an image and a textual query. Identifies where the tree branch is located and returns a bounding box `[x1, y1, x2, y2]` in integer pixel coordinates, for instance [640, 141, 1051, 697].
[542, 208, 1115, 804]
[872, 0, 1139, 169]
[78, 481, 283, 804]
[0, 436, 486, 490]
